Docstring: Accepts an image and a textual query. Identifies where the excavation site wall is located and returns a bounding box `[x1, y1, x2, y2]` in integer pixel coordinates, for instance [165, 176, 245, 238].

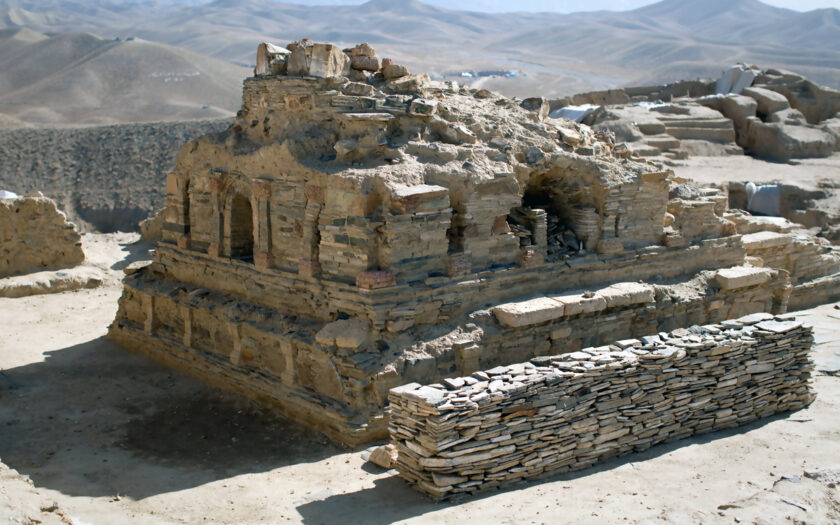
[389, 314, 815, 500]
[0, 196, 84, 277]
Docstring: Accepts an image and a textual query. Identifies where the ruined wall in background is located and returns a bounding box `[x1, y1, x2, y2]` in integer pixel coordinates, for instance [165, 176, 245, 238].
[0, 196, 84, 277]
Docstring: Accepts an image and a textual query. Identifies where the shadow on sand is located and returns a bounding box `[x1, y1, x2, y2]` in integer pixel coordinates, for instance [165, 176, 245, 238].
[296, 410, 796, 524]
[109, 238, 156, 271]
[0, 334, 342, 500]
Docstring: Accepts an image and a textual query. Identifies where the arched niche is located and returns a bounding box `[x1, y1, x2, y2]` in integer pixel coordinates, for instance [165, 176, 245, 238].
[223, 182, 257, 260]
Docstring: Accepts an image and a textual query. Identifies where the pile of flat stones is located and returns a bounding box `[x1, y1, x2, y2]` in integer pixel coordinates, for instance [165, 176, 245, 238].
[389, 312, 815, 500]
[507, 207, 541, 248]
[546, 214, 581, 259]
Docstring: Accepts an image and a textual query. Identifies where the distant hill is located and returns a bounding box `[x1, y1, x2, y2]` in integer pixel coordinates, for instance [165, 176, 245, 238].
[0, 28, 248, 125]
[0, 0, 838, 120]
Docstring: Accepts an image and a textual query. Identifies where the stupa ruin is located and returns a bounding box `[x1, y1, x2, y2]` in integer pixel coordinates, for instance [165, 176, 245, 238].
[109, 40, 840, 446]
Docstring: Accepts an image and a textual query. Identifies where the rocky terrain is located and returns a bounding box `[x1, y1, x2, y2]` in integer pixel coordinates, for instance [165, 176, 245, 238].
[0, 118, 231, 232]
[0, 0, 838, 119]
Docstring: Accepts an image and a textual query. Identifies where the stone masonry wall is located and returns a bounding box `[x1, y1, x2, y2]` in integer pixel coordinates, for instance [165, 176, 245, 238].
[389, 314, 815, 500]
[0, 196, 84, 277]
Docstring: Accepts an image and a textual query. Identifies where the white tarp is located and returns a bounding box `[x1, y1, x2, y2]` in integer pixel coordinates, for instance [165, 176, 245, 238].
[549, 104, 600, 123]
[716, 65, 758, 95]
[0, 190, 18, 199]
[746, 182, 781, 216]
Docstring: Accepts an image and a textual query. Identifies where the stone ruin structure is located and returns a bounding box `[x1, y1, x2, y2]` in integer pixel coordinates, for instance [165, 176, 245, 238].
[0, 194, 84, 278]
[108, 40, 840, 446]
[559, 65, 840, 164]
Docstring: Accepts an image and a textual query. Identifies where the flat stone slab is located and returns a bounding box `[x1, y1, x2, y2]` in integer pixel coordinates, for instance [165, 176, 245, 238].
[598, 282, 655, 308]
[715, 266, 773, 290]
[738, 312, 775, 325]
[741, 231, 793, 251]
[492, 297, 565, 328]
[551, 293, 607, 316]
[755, 320, 803, 333]
[0, 266, 103, 298]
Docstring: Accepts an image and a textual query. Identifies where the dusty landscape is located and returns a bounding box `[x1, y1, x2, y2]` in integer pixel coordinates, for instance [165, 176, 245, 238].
[2, 0, 840, 127]
[1, 0, 839, 522]
[0, 233, 838, 524]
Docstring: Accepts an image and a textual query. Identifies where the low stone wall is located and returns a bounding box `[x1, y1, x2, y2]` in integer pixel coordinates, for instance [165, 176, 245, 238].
[389, 314, 815, 500]
[0, 196, 84, 277]
[741, 231, 840, 310]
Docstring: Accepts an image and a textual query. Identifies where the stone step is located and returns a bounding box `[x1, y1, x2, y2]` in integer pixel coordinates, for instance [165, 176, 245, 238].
[644, 135, 681, 151]
[629, 144, 664, 157]
[664, 149, 690, 160]
[665, 126, 736, 143]
[637, 122, 667, 135]
[656, 117, 733, 129]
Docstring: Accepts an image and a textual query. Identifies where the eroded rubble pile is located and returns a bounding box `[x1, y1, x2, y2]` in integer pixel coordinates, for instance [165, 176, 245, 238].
[389, 313, 815, 500]
[566, 66, 840, 164]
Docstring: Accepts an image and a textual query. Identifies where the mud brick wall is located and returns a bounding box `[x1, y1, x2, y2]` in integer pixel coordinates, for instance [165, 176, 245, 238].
[0, 196, 84, 277]
[389, 314, 815, 500]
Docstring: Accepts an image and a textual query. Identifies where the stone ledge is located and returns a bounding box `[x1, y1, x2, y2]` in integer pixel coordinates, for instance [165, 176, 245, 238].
[741, 231, 793, 251]
[492, 297, 565, 328]
[598, 282, 655, 308]
[493, 282, 656, 327]
[716, 266, 774, 290]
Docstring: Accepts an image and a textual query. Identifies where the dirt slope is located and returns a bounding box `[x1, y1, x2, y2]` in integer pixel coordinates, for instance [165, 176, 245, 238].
[0, 119, 232, 232]
[0, 29, 248, 125]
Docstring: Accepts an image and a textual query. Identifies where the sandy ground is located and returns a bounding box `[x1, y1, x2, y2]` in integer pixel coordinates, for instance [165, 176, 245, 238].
[1, 233, 840, 525]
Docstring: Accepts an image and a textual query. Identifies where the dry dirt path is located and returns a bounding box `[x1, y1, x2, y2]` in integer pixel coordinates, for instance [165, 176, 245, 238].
[1, 233, 839, 524]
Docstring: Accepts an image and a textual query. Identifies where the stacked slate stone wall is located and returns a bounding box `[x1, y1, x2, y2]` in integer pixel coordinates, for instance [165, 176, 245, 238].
[389, 313, 815, 500]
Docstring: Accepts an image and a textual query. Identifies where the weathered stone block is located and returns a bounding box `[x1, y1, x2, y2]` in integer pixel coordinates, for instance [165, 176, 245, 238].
[383, 63, 410, 80]
[598, 282, 655, 308]
[356, 270, 397, 289]
[741, 231, 792, 251]
[391, 184, 449, 213]
[715, 266, 773, 290]
[492, 297, 564, 328]
[552, 292, 608, 316]
[287, 43, 350, 78]
[351, 55, 379, 72]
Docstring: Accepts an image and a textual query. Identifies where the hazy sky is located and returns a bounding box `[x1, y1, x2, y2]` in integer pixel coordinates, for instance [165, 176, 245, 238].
[306, 0, 840, 11]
